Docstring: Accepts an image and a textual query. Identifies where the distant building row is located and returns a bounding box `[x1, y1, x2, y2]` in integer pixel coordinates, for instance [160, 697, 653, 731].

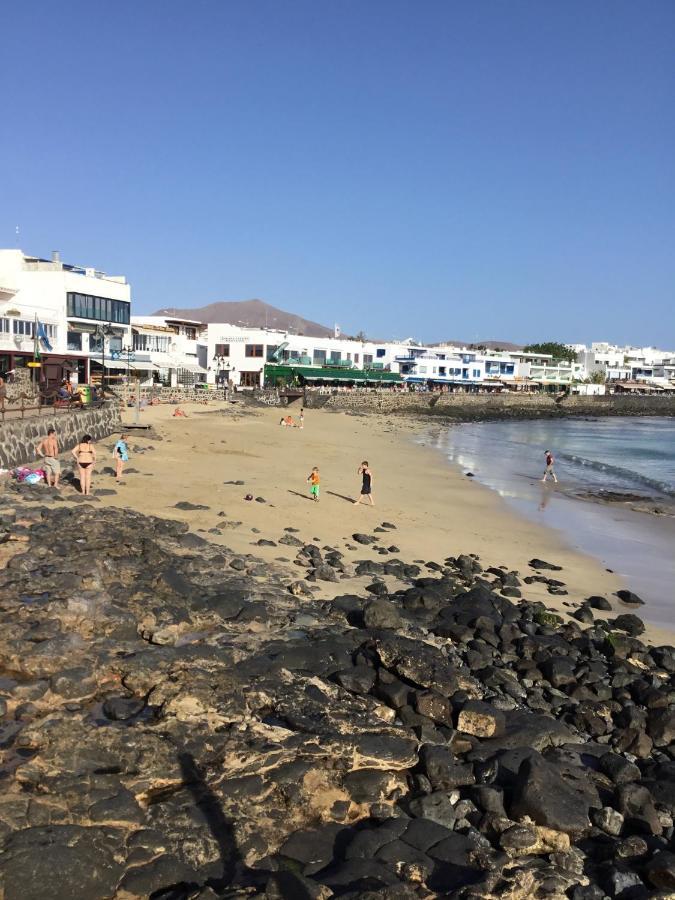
[1, 248, 673, 393]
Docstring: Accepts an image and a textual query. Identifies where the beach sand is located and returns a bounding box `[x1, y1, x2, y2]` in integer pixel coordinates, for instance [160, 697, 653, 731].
[80, 398, 669, 646]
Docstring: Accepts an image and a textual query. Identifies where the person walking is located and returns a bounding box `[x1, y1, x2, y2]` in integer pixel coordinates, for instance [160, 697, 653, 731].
[72, 434, 97, 495]
[306, 466, 320, 502]
[541, 449, 558, 483]
[112, 433, 130, 483]
[0, 376, 7, 415]
[299, 408, 305, 429]
[354, 461, 375, 506]
[36, 426, 61, 488]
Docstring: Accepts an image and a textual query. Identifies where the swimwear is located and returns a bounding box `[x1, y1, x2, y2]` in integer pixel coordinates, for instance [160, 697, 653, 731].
[361, 471, 372, 495]
[79, 462, 92, 469]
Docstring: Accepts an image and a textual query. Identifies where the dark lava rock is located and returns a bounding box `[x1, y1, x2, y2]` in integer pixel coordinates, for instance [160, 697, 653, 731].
[509, 754, 591, 836]
[363, 597, 403, 630]
[588, 595, 613, 611]
[645, 851, 675, 890]
[611, 613, 645, 636]
[353, 533, 376, 545]
[102, 696, 145, 721]
[616, 589, 645, 606]
[529, 558, 563, 571]
[173, 500, 210, 510]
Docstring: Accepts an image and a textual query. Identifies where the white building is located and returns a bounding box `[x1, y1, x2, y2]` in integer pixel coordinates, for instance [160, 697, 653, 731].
[204, 325, 411, 387]
[0, 248, 131, 387]
[131, 316, 208, 386]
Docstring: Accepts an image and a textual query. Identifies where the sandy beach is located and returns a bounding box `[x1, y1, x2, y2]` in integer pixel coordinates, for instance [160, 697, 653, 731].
[74, 398, 668, 644]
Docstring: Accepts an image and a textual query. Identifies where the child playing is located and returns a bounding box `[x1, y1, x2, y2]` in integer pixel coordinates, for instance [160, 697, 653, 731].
[112, 433, 130, 482]
[307, 467, 320, 502]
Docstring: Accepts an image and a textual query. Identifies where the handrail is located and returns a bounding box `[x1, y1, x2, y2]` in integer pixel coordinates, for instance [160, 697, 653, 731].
[0, 391, 107, 422]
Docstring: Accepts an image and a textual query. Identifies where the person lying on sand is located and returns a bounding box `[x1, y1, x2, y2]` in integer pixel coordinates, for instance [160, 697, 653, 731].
[173, 408, 188, 418]
[279, 415, 296, 427]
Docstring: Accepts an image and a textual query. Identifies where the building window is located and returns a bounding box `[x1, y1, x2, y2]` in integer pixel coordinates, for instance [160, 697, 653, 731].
[0, 318, 11, 334]
[329, 351, 340, 363]
[215, 343, 230, 357]
[67, 331, 82, 351]
[473, 369, 481, 378]
[313, 350, 327, 366]
[184, 327, 197, 340]
[245, 344, 264, 357]
[67, 292, 130, 325]
[419, 366, 427, 374]
[354, 353, 359, 364]
[363, 354, 373, 365]
[376, 348, 386, 358]
[13, 319, 35, 337]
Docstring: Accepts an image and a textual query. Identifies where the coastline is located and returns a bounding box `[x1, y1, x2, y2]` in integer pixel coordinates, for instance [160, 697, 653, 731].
[86, 399, 671, 644]
[429, 418, 675, 631]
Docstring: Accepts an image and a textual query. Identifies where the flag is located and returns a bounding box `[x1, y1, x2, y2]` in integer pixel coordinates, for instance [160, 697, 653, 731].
[37, 321, 53, 352]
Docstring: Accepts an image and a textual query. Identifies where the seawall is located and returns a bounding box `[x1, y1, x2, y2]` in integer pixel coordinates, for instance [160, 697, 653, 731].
[0, 402, 121, 468]
[302, 391, 675, 420]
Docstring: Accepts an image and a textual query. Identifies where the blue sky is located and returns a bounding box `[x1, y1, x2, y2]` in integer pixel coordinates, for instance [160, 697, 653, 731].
[2, 1, 674, 345]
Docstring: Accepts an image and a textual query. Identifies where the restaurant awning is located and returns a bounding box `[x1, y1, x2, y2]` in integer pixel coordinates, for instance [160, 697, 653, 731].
[102, 360, 158, 371]
[177, 364, 208, 375]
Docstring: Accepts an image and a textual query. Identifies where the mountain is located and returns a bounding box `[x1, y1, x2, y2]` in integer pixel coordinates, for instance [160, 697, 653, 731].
[152, 299, 334, 338]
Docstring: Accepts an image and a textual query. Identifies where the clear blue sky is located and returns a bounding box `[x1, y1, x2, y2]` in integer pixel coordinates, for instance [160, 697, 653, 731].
[3, 1, 674, 345]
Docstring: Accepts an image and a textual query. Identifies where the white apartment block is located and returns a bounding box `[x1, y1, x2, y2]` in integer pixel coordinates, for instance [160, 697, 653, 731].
[0, 249, 131, 386]
[131, 316, 208, 386]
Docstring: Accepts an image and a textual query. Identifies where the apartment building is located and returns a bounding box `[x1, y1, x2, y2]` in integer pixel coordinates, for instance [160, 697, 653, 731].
[0, 248, 131, 386]
[131, 316, 208, 386]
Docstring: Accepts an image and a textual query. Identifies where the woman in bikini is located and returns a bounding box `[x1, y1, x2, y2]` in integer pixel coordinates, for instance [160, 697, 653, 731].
[71, 433, 97, 495]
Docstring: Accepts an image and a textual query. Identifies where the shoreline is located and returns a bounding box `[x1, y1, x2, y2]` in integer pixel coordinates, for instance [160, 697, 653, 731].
[429, 417, 675, 631]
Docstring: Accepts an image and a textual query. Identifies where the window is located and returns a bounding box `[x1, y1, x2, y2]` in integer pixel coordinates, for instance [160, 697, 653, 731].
[313, 350, 327, 366]
[67, 331, 82, 351]
[419, 366, 427, 374]
[354, 353, 359, 364]
[363, 354, 373, 365]
[329, 351, 340, 364]
[215, 343, 230, 357]
[245, 344, 264, 357]
[67, 292, 130, 325]
[376, 348, 386, 358]
[184, 327, 197, 341]
[473, 369, 481, 378]
[0, 318, 11, 334]
[13, 319, 35, 337]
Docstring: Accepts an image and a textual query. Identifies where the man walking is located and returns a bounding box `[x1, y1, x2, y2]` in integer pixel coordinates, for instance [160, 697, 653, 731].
[541, 449, 558, 483]
[354, 460, 375, 506]
[36, 427, 61, 488]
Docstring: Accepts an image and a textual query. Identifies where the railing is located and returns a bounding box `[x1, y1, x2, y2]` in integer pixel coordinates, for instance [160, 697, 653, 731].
[0, 390, 108, 422]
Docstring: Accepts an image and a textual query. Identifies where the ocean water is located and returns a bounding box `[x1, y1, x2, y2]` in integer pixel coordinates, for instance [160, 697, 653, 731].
[432, 417, 675, 627]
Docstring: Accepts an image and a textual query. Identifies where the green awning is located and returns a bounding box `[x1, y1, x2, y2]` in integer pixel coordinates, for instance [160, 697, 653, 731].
[265, 364, 401, 384]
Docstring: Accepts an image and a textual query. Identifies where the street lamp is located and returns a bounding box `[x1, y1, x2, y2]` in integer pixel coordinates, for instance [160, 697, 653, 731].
[93, 322, 114, 391]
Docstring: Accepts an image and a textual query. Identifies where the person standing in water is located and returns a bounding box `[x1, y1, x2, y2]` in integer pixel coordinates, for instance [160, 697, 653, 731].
[541, 449, 558, 483]
[72, 434, 97, 495]
[354, 461, 375, 506]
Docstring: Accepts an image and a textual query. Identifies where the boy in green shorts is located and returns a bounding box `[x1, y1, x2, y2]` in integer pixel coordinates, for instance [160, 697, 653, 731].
[307, 467, 320, 502]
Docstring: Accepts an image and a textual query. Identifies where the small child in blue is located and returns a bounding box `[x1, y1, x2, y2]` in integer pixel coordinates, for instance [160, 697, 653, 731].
[112, 433, 129, 482]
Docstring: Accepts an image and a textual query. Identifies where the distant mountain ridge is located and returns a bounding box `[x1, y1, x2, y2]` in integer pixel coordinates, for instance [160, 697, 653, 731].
[153, 299, 334, 338]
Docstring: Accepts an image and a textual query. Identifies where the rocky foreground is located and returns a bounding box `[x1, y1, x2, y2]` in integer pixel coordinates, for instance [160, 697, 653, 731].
[0, 489, 674, 900]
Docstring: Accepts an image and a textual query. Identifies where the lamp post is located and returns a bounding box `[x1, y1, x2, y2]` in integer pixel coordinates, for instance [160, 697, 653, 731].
[212, 353, 229, 391]
[93, 322, 114, 391]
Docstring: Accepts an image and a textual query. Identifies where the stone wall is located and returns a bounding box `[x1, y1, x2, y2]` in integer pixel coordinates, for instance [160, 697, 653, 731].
[304, 390, 675, 420]
[0, 402, 121, 469]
